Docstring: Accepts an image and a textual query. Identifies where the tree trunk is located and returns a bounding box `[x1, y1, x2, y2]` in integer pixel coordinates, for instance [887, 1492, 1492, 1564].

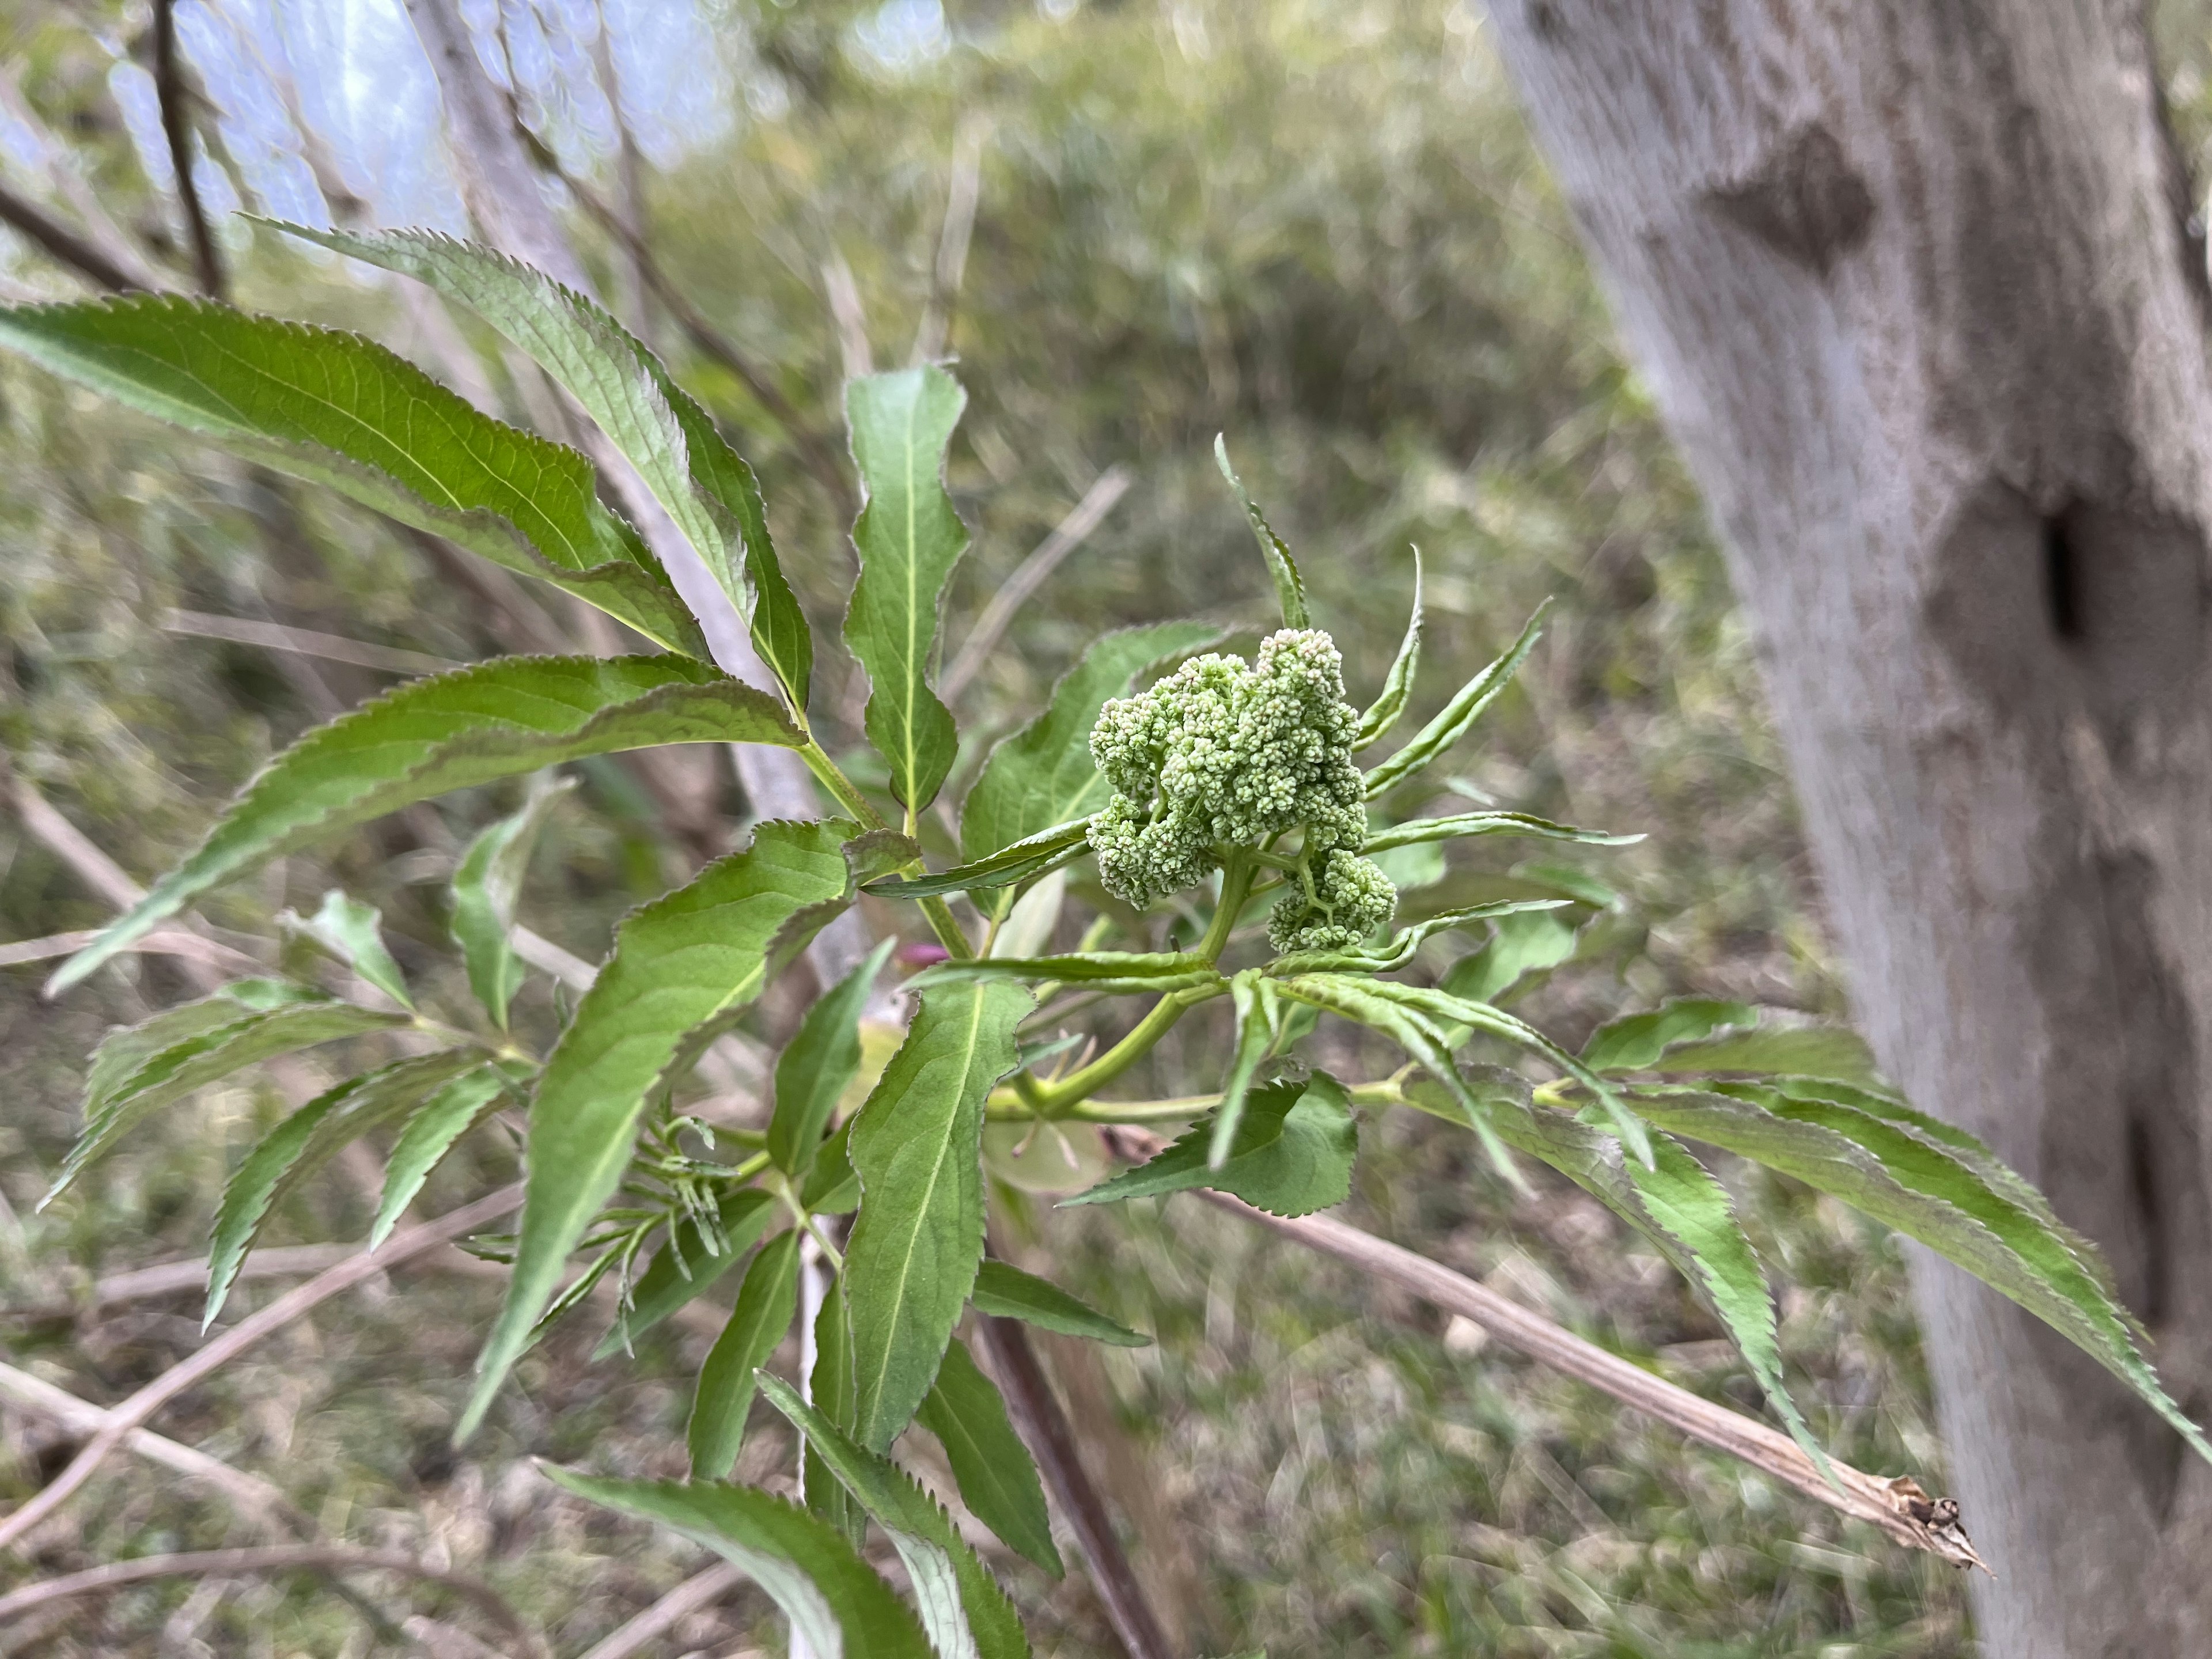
[1483, 4, 2212, 1651]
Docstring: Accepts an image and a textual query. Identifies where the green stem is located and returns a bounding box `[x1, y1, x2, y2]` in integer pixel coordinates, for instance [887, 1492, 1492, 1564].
[988, 1074, 1408, 1125]
[798, 739, 884, 830]
[1028, 983, 1221, 1113]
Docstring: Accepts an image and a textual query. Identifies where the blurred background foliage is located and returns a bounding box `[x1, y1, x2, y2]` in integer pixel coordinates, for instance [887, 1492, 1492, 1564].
[0, 0, 2108, 1651]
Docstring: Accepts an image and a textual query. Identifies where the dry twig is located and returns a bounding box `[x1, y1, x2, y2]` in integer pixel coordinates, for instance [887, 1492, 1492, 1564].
[161, 608, 463, 676]
[152, 0, 226, 299]
[573, 1560, 746, 1659]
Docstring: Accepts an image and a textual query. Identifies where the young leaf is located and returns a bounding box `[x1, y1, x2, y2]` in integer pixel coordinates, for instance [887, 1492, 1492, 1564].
[1440, 907, 1582, 1007]
[278, 890, 412, 1009]
[969, 1260, 1149, 1347]
[1354, 550, 1422, 748]
[51, 656, 802, 994]
[689, 1229, 803, 1479]
[770, 938, 896, 1180]
[593, 1187, 779, 1357]
[372, 1067, 511, 1249]
[204, 1051, 482, 1325]
[1213, 435, 1308, 628]
[960, 622, 1224, 861]
[844, 980, 1033, 1452]
[759, 1373, 1032, 1659]
[461, 818, 855, 1440]
[865, 818, 1093, 900]
[0, 294, 704, 656]
[449, 777, 573, 1030]
[1628, 1082, 2212, 1464]
[1621, 1132, 1832, 1482]
[1209, 969, 1278, 1170]
[277, 225, 814, 710]
[1639, 1026, 1882, 1086]
[916, 1336, 1062, 1575]
[541, 1469, 933, 1659]
[1360, 810, 1639, 856]
[1362, 601, 1552, 800]
[56, 994, 411, 1200]
[1581, 998, 1758, 1074]
[1066, 1075, 1357, 1217]
[844, 366, 971, 816]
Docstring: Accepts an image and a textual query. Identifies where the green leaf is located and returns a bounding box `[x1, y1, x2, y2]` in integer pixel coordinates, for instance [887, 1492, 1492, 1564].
[1641, 1027, 1882, 1086]
[1627, 1081, 2212, 1464]
[204, 1051, 481, 1326]
[1213, 435, 1308, 628]
[50, 656, 802, 994]
[1581, 998, 1757, 1074]
[801, 1120, 861, 1216]
[688, 1228, 802, 1479]
[542, 1469, 933, 1659]
[1347, 975, 1654, 1166]
[844, 979, 1033, 1452]
[1622, 1131, 1831, 1481]
[279, 889, 413, 1009]
[1210, 969, 1278, 1170]
[916, 1335, 1062, 1575]
[461, 818, 854, 1440]
[1066, 1075, 1357, 1217]
[759, 1373, 1032, 1659]
[1270, 975, 1521, 1183]
[916, 951, 1223, 996]
[960, 622, 1224, 862]
[770, 938, 896, 1180]
[1360, 811, 1639, 856]
[1440, 907, 1582, 1007]
[449, 777, 572, 1031]
[372, 1067, 512, 1249]
[844, 366, 971, 815]
[275, 224, 814, 710]
[807, 1277, 864, 1548]
[1267, 897, 1570, 978]
[866, 819, 1092, 901]
[0, 293, 704, 657]
[1363, 601, 1551, 800]
[1354, 551, 1422, 749]
[55, 991, 410, 1201]
[593, 1187, 779, 1358]
[969, 1260, 1149, 1347]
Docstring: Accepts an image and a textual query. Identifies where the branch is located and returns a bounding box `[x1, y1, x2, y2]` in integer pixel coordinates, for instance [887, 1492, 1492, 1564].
[0, 176, 145, 293]
[971, 1313, 1177, 1659]
[0, 926, 260, 974]
[1135, 1152, 1991, 1574]
[913, 115, 988, 363]
[0, 1361, 297, 1529]
[0, 1545, 539, 1652]
[573, 1560, 745, 1659]
[941, 463, 1134, 701]
[161, 607, 463, 676]
[0, 1186, 521, 1554]
[0, 65, 168, 290]
[153, 0, 226, 299]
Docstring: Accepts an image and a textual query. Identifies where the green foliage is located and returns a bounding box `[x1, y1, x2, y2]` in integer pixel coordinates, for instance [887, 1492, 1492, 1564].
[14, 228, 2199, 1655]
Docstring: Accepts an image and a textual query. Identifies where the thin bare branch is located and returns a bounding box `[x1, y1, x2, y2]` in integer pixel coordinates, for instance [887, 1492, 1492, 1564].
[574, 1560, 746, 1659]
[0, 175, 144, 293]
[971, 1312, 1177, 1659]
[1168, 1170, 1991, 1573]
[942, 464, 1135, 701]
[0, 1186, 521, 1555]
[913, 115, 989, 363]
[821, 252, 874, 381]
[0, 926, 260, 974]
[0, 1362, 297, 1529]
[162, 608, 463, 676]
[0, 1545, 538, 1652]
[7, 762, 152, 915]
[153, 0, 226, 299]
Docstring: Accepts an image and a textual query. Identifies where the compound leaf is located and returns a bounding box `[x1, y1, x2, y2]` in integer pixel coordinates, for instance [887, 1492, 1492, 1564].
[844, 366, 971, 815]
[372, 1067, 512, 1249]
[844, 979, 1032, 1452]
[461, 818, 854, 1440]
[543, 1469, 931, 1659]
[50, 656, 801, 994]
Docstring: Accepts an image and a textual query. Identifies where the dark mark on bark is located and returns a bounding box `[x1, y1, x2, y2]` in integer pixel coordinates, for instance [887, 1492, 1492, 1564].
[1705, 123, 1873, 276]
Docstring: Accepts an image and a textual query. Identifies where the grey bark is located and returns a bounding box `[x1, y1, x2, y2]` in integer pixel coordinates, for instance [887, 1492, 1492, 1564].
[1482, 3, 2212, 1652]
